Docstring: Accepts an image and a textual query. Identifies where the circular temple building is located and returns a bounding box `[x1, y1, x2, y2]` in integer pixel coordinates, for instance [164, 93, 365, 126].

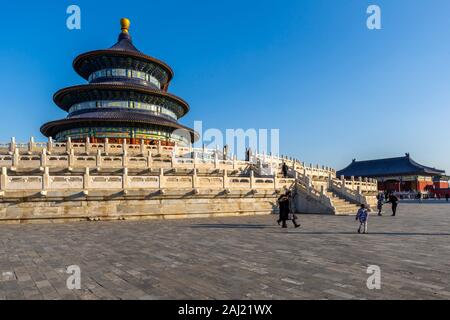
[41, 18, 197, 146]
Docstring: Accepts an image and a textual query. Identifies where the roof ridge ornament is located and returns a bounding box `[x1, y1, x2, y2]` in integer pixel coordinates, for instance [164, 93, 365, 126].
[120, 18, 130, 34]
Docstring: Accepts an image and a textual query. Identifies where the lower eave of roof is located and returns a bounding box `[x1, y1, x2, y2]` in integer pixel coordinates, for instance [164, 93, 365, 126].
[40, 117, 199, 141]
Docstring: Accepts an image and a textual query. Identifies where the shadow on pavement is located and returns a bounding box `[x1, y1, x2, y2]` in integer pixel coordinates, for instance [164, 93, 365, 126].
[191, 224, 274, 229]
[282, 231, 450, 236]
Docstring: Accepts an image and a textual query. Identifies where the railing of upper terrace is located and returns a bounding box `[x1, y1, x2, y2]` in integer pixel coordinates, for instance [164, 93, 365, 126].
[0, 166, 296, 197]
[0, 137, 378, 199]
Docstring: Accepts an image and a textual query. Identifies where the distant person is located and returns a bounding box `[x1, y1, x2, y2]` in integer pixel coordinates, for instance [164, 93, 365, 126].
[277, 191, 300, 229]
[281, 162, 289, 178]
[446, 193, 449, 202]
[386, 193, 399, 216]
[376, 193, 384, 216]
[355, 204, 370, 234]
[417, 192, 422, 203]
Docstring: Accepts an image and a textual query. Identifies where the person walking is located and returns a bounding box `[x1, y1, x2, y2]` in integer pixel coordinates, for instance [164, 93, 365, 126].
[446, 193, 449, 202]
[245, 148, 250, 162]
[277, 191, 300, 229]
[281, 162, 289, 178]
[376, 193, 384, 216]
[386, 193, 399, 216]
[356, 204, 369, 234]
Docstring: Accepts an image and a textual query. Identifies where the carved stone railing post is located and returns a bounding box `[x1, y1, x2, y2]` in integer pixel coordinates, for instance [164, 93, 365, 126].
[193, 152, 197, 169]
[42, 167, 50, 193]
[147, 150, 153, 169]
[69, 149, 75, 169]
[12, 148, 19, 170]
[159, 168, 165, 189]
[122, 149, 128, 167]
[157, 140, 161, 155]
[232, 154, 237, 170]
[192, 168, 198, 188]
[223, 169, 228, 189]
[104, 138, 110, 155]
[83, 167, 90, 191]
[140, 139, 145, 155]
[214, 151, 219, 169]
[47, 137, 53, 154]
[250, 170, 255, 189]
[85, 137, 91, 155]
[40, 148, 47, 168]
[66, 137, 72, 154]
[122, 139, 127, 156]
[306, 176, 312, 195]
[9, 137, 16, 154]
[96, 149, 102, 169]
[122, 168, 128, 191]
[0, 167, 7, 191]
[171, 150, 175, 168]
[28, 137, 35, 154]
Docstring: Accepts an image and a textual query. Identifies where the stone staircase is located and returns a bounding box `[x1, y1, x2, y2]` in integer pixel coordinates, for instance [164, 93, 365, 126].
[326, 191, 360, 215]
[247, 153, 378, 215]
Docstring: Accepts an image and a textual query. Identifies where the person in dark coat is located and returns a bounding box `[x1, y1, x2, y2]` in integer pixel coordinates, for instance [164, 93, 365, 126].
[386, 193, 399, 216]
[277, 191, 300, 228]
[446, 193, 449, 202]
[281, 162, 289, 178]
[376, 193, 384, 216]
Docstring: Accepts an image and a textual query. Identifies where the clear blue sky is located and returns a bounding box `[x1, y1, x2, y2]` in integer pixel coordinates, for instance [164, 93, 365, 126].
[1, 0, 449, 172]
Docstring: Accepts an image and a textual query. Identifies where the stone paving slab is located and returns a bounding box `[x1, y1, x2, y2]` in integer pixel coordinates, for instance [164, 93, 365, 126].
[0, 203, 449, 300]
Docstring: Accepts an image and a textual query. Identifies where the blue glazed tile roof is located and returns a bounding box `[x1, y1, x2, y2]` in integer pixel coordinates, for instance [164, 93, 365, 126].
[337, 154, 445, 178]
[109, 32, 141, 53]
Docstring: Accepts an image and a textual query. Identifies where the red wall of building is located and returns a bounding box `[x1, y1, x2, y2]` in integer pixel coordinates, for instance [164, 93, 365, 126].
[416, 181, 434, 192]
[434, 181, 450, 189]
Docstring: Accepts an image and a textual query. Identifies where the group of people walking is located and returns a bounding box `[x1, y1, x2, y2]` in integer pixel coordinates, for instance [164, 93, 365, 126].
[276, 188, 401, 234]
[376, 192, 399, 217]
[277, 161, 406, 233]
[277, 190, 300, 229]
[355, 192, 399, 234]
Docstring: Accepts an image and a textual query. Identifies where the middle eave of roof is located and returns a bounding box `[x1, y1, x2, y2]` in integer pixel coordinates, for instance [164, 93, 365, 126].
[53, 83, 190, 116]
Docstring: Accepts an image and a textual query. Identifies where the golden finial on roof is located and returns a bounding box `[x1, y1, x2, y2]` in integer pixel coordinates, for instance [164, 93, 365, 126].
[120, 18, 130, 33]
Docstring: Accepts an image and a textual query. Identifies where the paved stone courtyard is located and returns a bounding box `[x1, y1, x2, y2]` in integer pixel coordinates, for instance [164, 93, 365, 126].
[0, 203, 449, 300]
